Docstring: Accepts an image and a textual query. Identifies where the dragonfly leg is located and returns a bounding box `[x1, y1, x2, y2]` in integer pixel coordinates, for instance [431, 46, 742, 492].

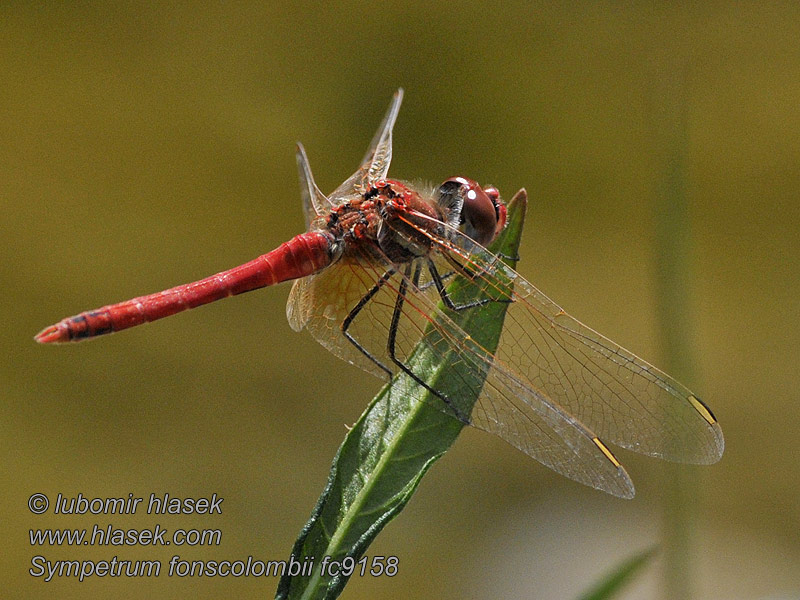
[417, 269, 455, 291]
[427, 259, 513, 312]
[341, 268, 396, 380]
[386, 263, 470, 424]
[495, 250, 520, 262]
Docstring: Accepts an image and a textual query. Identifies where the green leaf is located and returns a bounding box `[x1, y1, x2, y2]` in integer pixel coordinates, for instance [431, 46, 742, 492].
[275, 190, 528, 600]
[576, 546, 658, 600]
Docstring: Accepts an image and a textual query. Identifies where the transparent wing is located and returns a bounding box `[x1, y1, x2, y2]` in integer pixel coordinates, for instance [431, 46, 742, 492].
[286, 236, 636, 497]
[419, 215, 725, 466]
[330, 89, 404, 200]
[295, 143, 332, 228]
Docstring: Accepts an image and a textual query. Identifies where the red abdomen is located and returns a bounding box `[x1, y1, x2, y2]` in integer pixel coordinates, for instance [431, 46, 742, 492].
[36, 231, 334, 343]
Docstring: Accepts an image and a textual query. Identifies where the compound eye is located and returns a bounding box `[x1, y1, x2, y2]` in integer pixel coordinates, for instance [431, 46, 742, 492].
[438, 176, 501, 246]
[483, 185, 507, 240]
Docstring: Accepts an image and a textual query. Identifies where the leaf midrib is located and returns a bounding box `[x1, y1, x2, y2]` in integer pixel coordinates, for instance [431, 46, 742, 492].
[297, 391, 427, 600]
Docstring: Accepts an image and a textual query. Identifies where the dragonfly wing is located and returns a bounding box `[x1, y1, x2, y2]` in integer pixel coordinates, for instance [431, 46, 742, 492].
[286, 277, 311, 332]
[477, 361, 635, 498]
[330, 89, 404, 199]
[296, 143, 332, 228]
[360, 87, 403, 180]
[425, 226, 724, 465]
[285, 256, 401, 380]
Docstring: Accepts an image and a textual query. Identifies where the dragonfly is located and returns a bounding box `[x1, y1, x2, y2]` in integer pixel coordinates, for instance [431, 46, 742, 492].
[36, 89, 723, 498]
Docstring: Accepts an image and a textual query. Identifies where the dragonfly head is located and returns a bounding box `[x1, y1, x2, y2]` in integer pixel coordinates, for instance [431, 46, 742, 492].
[436, 177, 507, 246]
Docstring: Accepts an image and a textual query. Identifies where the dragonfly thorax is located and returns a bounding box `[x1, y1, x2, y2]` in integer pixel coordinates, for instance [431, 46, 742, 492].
[371, 180, 446, 263]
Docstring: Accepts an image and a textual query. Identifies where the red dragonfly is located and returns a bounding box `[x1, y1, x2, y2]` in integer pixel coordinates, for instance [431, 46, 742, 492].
[36, 90, 723, 498]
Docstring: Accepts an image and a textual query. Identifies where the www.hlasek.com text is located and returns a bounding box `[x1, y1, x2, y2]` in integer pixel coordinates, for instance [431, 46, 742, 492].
[30, 554, 399, 582]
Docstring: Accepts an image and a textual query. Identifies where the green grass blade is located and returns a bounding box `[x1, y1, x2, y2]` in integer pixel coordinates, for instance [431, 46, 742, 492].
[576, 546, 658, 600]
[275, 190, 527, 600]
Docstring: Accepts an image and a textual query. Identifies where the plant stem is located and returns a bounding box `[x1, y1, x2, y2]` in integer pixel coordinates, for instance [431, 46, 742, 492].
[650, 62, 699, 600]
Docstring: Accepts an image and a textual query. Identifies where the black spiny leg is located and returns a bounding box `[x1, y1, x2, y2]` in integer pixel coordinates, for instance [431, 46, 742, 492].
[417, 269, 455, 291]
[428, 259, 513, 312]
[386, 262, 470, 424]
[427, 259, 493, 311]
[341, 268, 396, 379]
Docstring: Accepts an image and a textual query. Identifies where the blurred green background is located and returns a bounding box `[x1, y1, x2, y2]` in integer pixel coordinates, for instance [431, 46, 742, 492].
[3, 3, 799, 599]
